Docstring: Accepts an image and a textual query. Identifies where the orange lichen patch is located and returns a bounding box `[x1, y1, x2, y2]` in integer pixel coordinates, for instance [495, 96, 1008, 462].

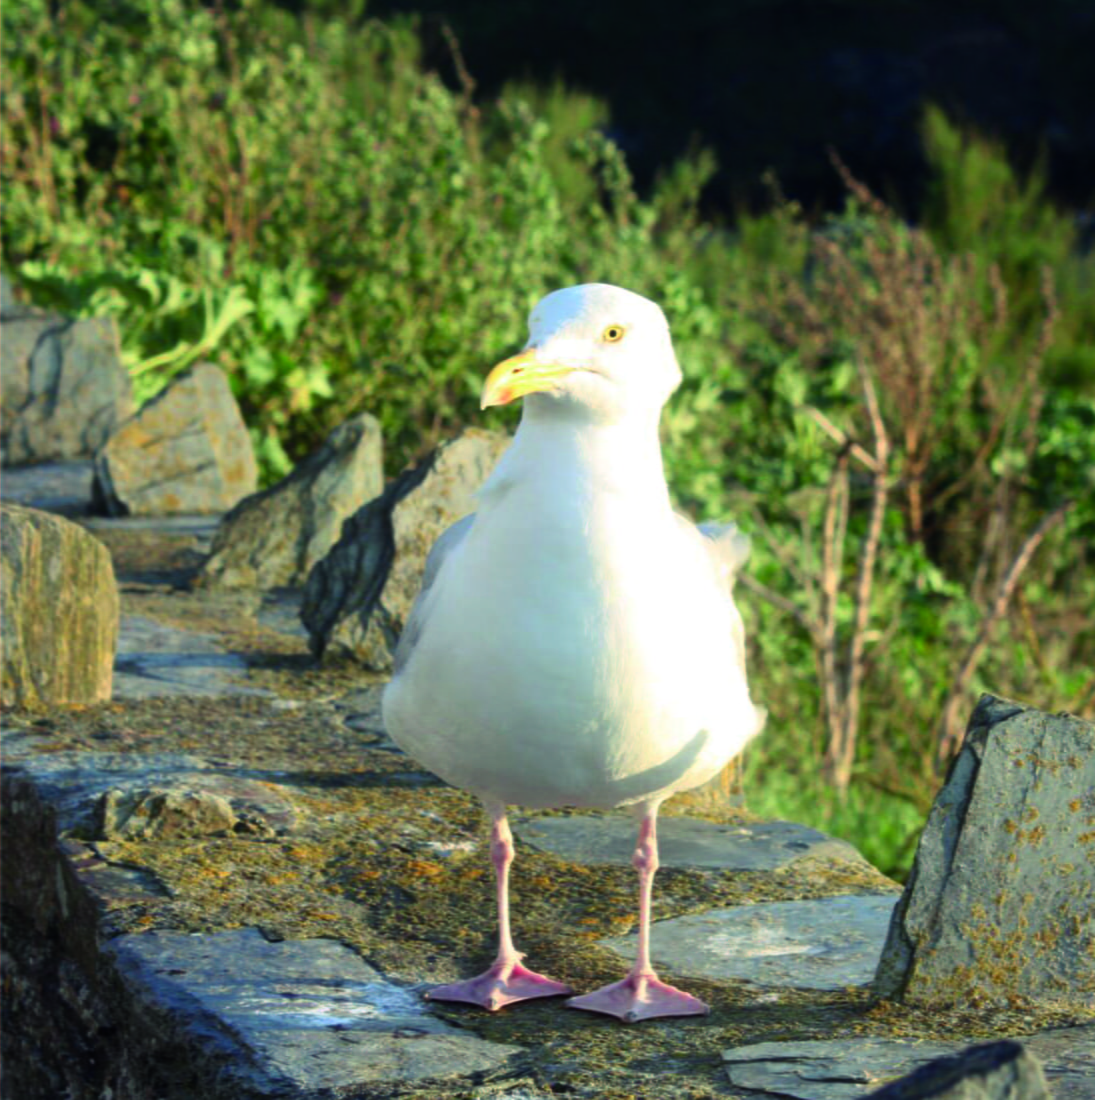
[405, 860, 444, 877]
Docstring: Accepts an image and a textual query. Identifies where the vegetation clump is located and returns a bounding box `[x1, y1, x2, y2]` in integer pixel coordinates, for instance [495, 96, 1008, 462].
[3, 0, 1092, 877]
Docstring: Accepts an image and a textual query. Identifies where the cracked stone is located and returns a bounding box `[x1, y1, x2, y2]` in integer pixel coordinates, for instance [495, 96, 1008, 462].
[1, 315, 134, 466]
[0, 748, 298, 836]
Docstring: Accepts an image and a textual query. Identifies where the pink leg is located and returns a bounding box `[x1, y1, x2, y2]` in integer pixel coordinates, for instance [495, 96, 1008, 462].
[567, 806, 709, 1023]
[426, 808, 572, 1011]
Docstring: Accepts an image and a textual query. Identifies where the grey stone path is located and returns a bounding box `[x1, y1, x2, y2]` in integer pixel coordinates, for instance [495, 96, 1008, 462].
[722, 1026, 1095, 1099]
[0, 459, 97, 515]
[599, 894, 899, 991]
[108, 928, 521, 1093]
[113, 614, 262, 699]
[2, 507, 1091, 1098]
[517, 814, 867, 871]
[724, 1037, 962, 1099]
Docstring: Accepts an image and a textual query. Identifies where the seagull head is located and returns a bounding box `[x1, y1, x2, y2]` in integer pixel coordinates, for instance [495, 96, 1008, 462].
[481, 284, 682, 424]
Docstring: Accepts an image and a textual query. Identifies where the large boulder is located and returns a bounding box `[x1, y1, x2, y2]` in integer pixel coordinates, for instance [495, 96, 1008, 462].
[873, 694, 1095, 1009]
[198, 414, 383, 590]
[1, 314, 134, 467]
[301, 428, 509, 670]
[1, 503, 119, 707]
[95, 362, 257, 515]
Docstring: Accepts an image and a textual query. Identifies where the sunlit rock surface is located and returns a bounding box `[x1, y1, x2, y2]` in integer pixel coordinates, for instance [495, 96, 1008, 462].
[200, 413, 384, 590]
[599, 894, 899, 991]
[874, 694, 1095, 1010]
[95, 362, 257, 516]
[1, 503, 118, 706]
[2, 488, 1092, 1099]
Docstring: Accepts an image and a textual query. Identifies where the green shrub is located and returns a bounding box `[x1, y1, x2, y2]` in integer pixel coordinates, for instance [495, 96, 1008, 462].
[3, 0, 1091, 879]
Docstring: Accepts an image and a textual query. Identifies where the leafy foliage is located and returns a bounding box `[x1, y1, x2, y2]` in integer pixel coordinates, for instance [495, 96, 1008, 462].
[3, 0, 1092, 879]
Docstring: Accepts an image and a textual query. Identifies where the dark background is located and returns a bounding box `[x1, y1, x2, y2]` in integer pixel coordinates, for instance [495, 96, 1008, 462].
[359, 0, 1095, 219]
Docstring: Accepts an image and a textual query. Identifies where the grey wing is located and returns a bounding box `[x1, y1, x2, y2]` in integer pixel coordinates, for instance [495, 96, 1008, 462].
[674, 512, 751, 588]
[392, 513, 475, 674]
[676, 513, 752, 679]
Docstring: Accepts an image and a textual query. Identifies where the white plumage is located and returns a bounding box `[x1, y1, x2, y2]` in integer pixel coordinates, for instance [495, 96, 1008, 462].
[382, 283, 764, 1021]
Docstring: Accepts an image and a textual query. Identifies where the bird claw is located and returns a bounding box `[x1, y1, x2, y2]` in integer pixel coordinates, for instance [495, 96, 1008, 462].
[427, 959, 572, 1011]
[566, 971, 709, 1022]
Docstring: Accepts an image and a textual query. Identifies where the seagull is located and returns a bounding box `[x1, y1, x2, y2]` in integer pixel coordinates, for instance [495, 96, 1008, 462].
[382, 283, 764, 1022]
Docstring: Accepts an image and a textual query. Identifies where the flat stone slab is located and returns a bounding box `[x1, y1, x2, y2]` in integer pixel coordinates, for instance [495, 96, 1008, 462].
[108, 928, 522, 1093]
[0, 748, 297, 835]
[723, 1027, 1095, 1099]
[114, 614, 261, 699]
[724, 1038, 973, 1099]
[0, 460, 96, 516]
[81, 515, 221, 576]
[598, 894, 899, 990]
[1023, 1026, 1095, 1099]
[517, 814, 866, 871]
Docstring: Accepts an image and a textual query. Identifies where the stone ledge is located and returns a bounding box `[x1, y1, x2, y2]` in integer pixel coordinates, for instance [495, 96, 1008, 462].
[2, 584, 1091, 1099]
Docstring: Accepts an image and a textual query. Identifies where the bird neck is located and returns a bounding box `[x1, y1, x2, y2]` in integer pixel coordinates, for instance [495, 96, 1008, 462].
[481, 398, 672, 508]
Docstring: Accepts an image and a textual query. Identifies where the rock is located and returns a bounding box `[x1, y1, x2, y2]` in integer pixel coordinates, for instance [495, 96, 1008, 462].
[517, 814, 867, 872]
[95, 362, 257, 516]
[873, 694, 1095, 1009]
[1022, 1026, 1095, 1098]
[1, 315, 134, 466]
[867, 1039, 1049, 1099]
[106, 928, 522, 1093]
[0, 746, 297, 836]
[301, 428, 509, 669]
[80, 515, 221, 577]
[723, 1038, 972, 1100]
[0, 460, 97, 517]
[199, 413, 383, 590]
[96, 787, 238, 840]
[113, 614, 262, 700]
[599, 893, 899, 990]
[1, 504, 118, 707]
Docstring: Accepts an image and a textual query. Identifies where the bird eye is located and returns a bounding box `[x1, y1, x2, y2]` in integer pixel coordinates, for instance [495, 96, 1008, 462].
[602, 325, 625, 343]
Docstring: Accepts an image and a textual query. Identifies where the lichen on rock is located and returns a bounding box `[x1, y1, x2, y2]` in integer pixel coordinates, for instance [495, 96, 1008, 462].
[1, 503, 119, 707]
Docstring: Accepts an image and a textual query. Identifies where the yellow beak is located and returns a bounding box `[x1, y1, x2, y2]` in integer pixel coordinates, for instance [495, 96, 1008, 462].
[480, 348, 576, 410]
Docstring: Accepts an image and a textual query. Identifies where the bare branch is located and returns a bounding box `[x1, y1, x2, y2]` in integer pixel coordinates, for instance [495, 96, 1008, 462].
[935, 500, 1075, 765]
[800, 405, 879, 472]
[738, 573, 817, 637]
